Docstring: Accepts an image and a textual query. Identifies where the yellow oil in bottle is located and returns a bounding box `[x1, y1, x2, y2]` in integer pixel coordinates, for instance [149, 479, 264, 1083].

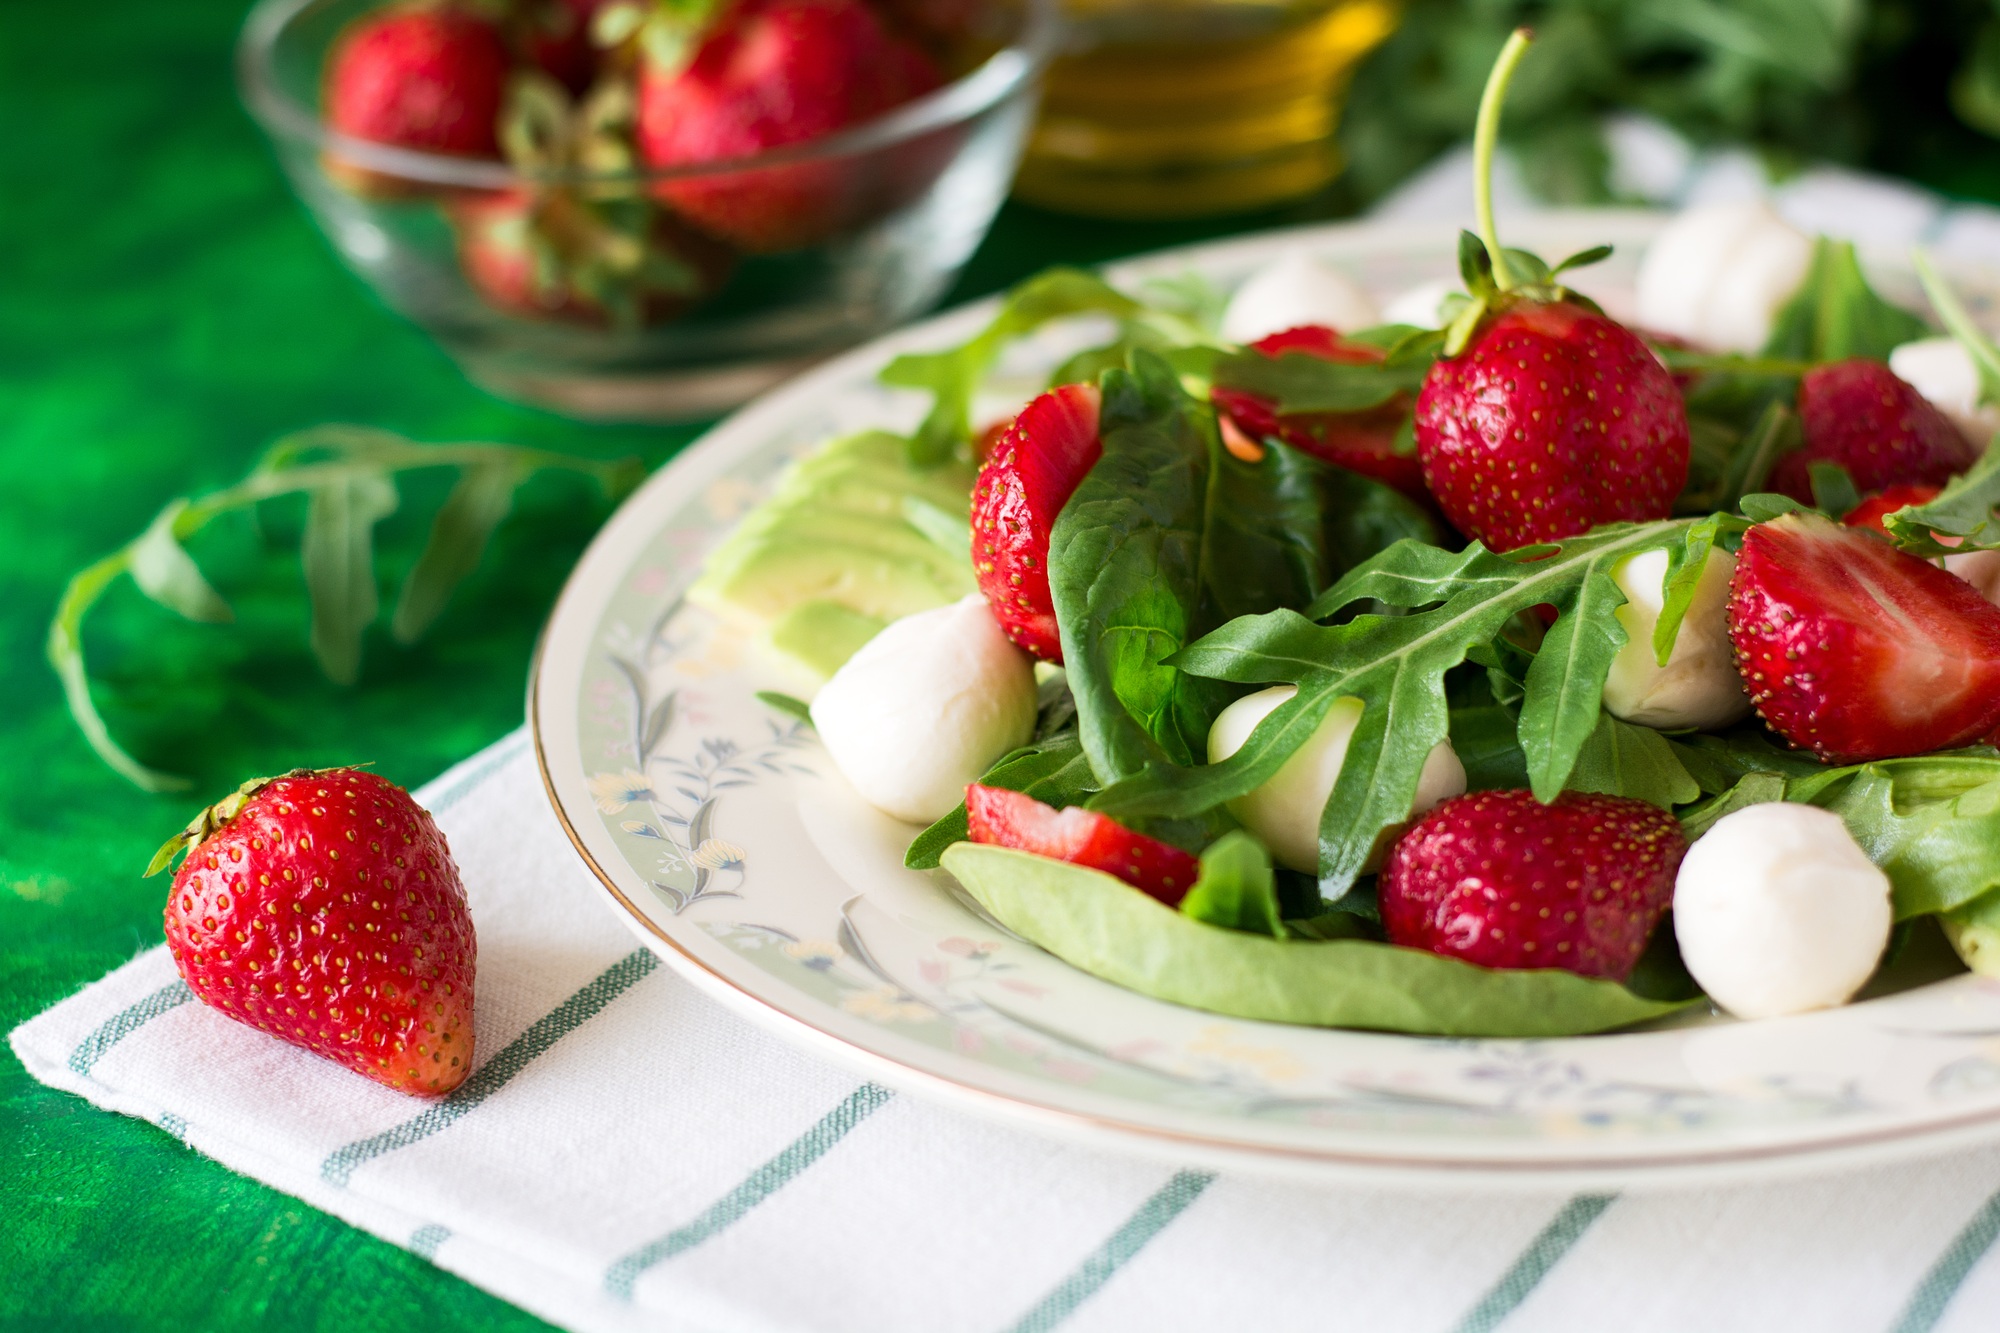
[1013, 0, 1398, 219]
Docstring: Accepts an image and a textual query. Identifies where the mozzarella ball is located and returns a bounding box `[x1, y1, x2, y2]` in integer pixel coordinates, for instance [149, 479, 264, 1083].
[1221, 252, 1380, 345]
[1674, 803, 1892, 1020]
[1381, 278, 1460, 330]
[809, 595, 1037, 824]
[1207, 686, 1465, 873]
[1635, 202, 1812, 352]
[1890, 337, 1999, 447]
[1601, 548, 1751, 731]
[1946, 549, 2000, 605]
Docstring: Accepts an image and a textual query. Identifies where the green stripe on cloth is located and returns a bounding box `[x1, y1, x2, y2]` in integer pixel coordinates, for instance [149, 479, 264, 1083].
[1888, 1186, 2000, 1333]
[1000, 1169, 1216, 1333]
[1449, 1193, 1615, 1333]
[423, 732, 531, 816]
[603, 1082, 895, 1301]
[409, 1224, 452, 1260]
[320, 949, 659, 1186]
[67, 980, 194, 1076]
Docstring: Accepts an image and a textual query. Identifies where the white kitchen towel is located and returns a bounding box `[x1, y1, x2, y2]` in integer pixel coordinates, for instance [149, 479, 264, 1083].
[18, 729, 2000, 1333]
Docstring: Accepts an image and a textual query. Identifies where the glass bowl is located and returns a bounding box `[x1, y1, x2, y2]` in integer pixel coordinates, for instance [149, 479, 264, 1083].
[238, 0, 1056, 419]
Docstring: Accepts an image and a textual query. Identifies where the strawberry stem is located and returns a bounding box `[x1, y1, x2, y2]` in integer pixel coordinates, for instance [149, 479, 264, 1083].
[1473, 28, 1535, 292]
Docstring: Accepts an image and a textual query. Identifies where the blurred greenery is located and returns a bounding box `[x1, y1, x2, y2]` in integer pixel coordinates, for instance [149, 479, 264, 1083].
[1336, 0, 2000, 207]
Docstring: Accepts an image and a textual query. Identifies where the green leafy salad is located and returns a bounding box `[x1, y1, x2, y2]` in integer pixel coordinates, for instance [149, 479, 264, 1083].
[694, 32, 2000, 1038]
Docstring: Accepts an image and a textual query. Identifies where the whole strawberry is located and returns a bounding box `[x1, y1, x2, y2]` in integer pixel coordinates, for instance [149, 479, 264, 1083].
[1380, 790, 1687, 981]
[1727, 511, 2000, 763]
[970, 382, 1102, 662]
[1770, 359, 1977, 503]
[151, 769, 476, 1097]
[635, 0, 943, 251]
[1211, 325, 1429, 501]
[1410, 29, 1689, 552]
[324, 6, 510, 158]
[967, 783, 1200, 906]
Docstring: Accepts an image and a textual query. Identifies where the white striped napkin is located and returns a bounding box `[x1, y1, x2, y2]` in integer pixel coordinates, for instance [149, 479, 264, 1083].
[17, 730, 2000, 1333]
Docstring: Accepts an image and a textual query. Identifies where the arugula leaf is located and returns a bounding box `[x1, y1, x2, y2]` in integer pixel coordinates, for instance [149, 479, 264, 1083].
[754, 690, 814, 724]
[1178, 830, 1285, 937]
[129, 499, 233, 625]
[1678, 770, 1787, 841]
[1807, 460, 1862, 520]
[904, 728, 1095, 870]
[302, 473, 399, 686]
[879, 268, 1143, 465]
[1885, 442, 2000, 555]
[1739, 492, 1809, 522]
[1091, 521, 1702, 898]
[1653, 512, 1745, 666]
[1761, 237, 1929, 363]
[1914, 249, 2000, 409]
[942, 842, 1692, 1036]
[392, 462, 523, 643]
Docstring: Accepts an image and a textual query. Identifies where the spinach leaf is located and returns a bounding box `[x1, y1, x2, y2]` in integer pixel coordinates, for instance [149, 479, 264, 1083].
[1942, 889, 2000, 977]
[1761, 237, 1929, 363]
[942, 843, 1692, 1036]
[1091, 520, 1706, 898]
[1049, 353, 1430, 788]
[1209, 344, 1433, 415]
[879, 268, 1142, 465]
[1178, 830, 1285, 937]
[904, 729, 1095, 870]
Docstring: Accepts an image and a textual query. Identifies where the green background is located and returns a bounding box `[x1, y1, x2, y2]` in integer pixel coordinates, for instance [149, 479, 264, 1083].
[6, 0, 2000, 1327]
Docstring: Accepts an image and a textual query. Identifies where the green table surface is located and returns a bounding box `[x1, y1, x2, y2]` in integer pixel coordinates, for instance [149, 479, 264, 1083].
[10, 2, 2000, 1327]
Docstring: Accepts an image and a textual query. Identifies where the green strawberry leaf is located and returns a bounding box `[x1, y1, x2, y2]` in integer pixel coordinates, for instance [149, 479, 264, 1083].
[129, 499, 232, 625]
[1761, 237, 1929, 363]
[1885, 441, 2000, 554]
[1178, 830, 1286, 937]
[1089, 520, 1704, 899]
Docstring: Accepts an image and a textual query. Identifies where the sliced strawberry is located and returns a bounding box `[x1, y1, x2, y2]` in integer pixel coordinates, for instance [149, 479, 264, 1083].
[965, 784, 1200, 907]
[1211, 325, 1428, 500]
[1415, 300, 1690, 552]
[970, 383, 1103, 662]
[1771, 359, 1977, 503]
[1380, 790, 1685, 981]
[1841, 484, 1941, 537]
[1728, 511, 2000, 763]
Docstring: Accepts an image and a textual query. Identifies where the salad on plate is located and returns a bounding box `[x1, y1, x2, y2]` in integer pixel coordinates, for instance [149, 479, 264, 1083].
[688, 31, 2000, 1040]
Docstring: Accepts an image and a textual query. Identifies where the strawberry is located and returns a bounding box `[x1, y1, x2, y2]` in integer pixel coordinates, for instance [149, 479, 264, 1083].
[1728, 512, 2000, 763]
[1211, 326, 1429, 500]
[324, 6, 510, 158]
[1841, 483, 1941, 537]
[966, 784, 1200, 907]
[1407, 30, 1689, 553]
[634, 0, 943, 252]
[150, 769, 476, 1097]
[970, 382, 1103, 662]
[518, 0, 607, 93]
[1380, 790, 1686, 981]
[1414, 299, 1690, 551]
[1770, 360, 1978, 504]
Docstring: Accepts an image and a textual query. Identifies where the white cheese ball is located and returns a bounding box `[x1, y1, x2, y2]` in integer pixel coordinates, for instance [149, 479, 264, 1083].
[1221, 252, 1380, 345]
[1381, 278, 1460, 330]
[1602, 548, 1751, 731]
[1947, 548, 2000, 606]
[1207, 686, 1465, 874]
[809, 595, 1036, 824]
[1635, 202, 1812, 352]
[1890, 337, 1999, 447]
[1674, 803, 1892, 1020]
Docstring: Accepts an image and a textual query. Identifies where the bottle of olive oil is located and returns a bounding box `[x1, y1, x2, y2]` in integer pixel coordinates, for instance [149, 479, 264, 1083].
[1014, 0, 1397, 219]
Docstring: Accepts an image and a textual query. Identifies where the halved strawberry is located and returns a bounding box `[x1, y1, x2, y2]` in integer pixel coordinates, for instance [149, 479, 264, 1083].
[1728, 511, 2000, 763]
[1211, 326, 1428, 500]
[1771, 359, 1977, 503]
[1380, 790, 1685, 980]
[1841, 483, 1941, 537]
[970, 383, 1103, 662]
[965, 784, 1200, 906]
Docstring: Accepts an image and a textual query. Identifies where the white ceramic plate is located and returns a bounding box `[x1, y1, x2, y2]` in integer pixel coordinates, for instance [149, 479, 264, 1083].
[532, 209, 2000, 1188]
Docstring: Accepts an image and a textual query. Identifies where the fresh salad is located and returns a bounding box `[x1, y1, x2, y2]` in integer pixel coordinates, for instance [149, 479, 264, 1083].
[691, 30, 2000, 1039]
